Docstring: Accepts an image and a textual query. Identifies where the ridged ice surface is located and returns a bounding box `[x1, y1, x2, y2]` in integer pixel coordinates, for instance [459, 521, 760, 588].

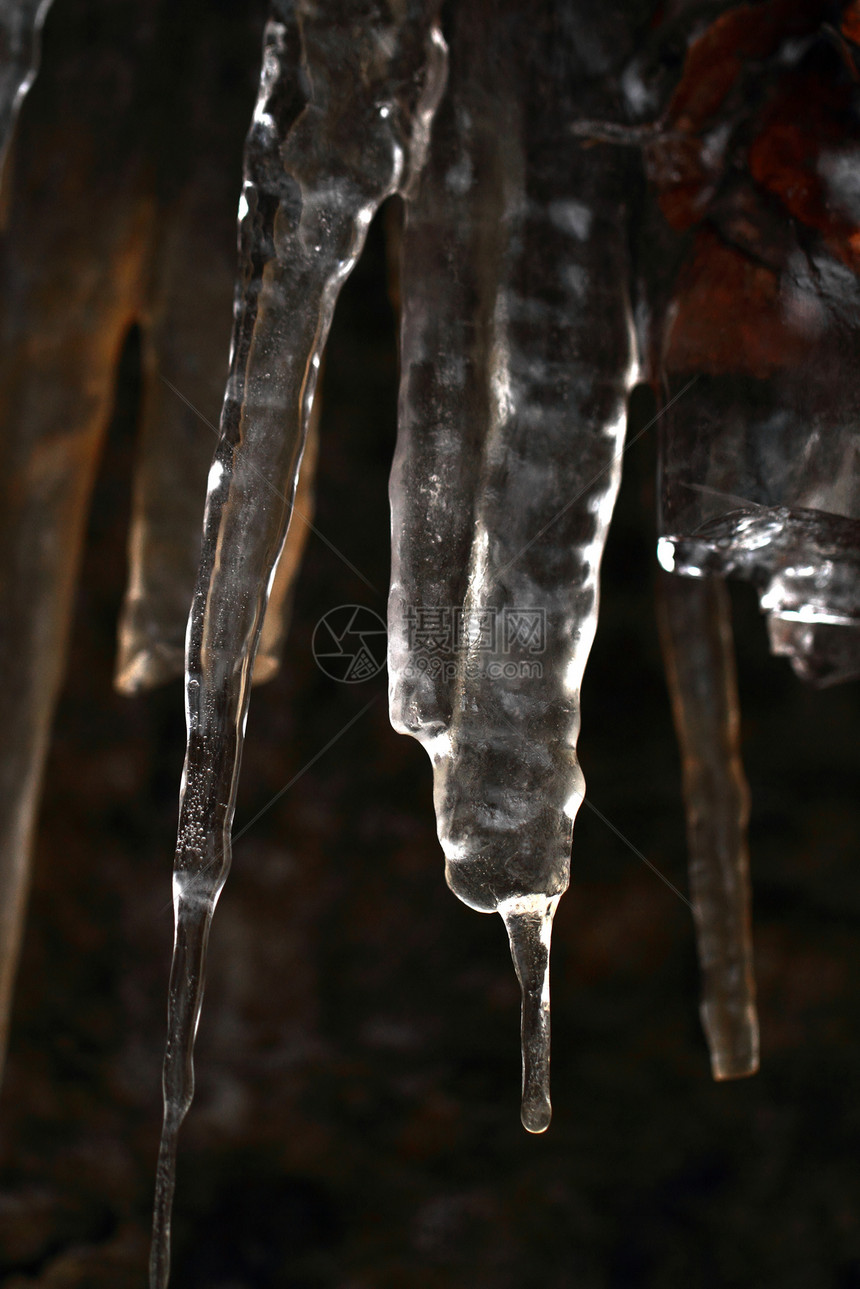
[150, 5, 447, 1285]
[388, 0, 638, 1132]
[660, 507, 860, 625]
[659, 505, 860, 686]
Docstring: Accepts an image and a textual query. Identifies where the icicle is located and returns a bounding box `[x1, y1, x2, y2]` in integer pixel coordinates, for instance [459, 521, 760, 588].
[651, 8, 860, 678]
[0, 0, 53, 171]
[254, 389, 320, 685]
[114, 223, 320, 694]
[388, 0, 639, 1131]
[150, 6, 447, 1284]
[500, 894, 559, 1134]
[115, 8, 313, 699]
[115, 169, 237, 695]
[656, 570, 758, 1080]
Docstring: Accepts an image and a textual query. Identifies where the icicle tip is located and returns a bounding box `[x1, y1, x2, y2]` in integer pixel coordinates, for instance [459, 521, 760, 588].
[521, 1084, 552, 1134]
[500, 894, 559, 1136]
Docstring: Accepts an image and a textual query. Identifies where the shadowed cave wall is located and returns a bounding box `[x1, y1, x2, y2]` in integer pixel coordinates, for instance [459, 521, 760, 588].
[0, 1, 859, 1285]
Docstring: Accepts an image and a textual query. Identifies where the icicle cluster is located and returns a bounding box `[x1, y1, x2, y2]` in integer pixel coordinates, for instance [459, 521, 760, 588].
[0, 3, 857, 1286]
[150, 0, 855, 1275]
[0, 0, 274, 1094]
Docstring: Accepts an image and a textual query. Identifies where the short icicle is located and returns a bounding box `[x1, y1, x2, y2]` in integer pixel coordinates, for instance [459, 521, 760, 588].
[656, 570, 758, 1079]
[501, 895, 559, 1134]
[149, 4, 447, 1284]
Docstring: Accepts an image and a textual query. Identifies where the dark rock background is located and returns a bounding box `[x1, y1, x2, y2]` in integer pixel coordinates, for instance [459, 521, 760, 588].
[1, 2, 859, 1286]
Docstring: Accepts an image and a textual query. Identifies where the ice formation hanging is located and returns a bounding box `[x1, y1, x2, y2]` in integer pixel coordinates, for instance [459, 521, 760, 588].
[149, 5, 448, 1284]
[387, 0, 638, 1132]
[0, 1, 857, 1286]
[146, 0, 860, 1281]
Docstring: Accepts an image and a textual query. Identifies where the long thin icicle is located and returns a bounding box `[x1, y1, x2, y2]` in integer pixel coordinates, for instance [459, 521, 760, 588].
[657, 570, 758, 1080]
[150, 7, 447, 1285]
[388, 0, 639, 1131]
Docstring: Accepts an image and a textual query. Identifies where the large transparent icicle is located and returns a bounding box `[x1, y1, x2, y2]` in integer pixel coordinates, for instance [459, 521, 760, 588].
[150, 6, 447, 1286]
[657, 571, 758, 1080]
[388, 0, 638, 1132]
[0, 0, 52, 169]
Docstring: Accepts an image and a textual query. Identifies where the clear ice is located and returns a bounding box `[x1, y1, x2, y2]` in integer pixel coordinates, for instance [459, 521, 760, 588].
[387, 0, 638, 1130]
[0, 0, 856, 1281]
[150, 4, 447, 1284]
[657, 572, 758, 1080]
[0, 0, 289, 1088]
[652, 0, 860, 680]
[648, 6, 860, 1054]
[149, 0, 860, 1267]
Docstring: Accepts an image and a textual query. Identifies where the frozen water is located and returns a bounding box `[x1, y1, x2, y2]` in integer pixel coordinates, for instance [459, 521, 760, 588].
[0, 2, 855, 1280]
[150, 5, 448, 1284]
[388, 0, 639, 1132]
[657, 571, 758, 1080]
